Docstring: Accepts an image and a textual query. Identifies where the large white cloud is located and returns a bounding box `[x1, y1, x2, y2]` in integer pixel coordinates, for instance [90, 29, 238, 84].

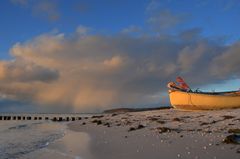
[0, 28, 239, 112]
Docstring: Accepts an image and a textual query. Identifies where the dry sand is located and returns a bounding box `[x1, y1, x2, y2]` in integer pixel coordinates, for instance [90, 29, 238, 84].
[22, 108, 240, 159]
[68, 108, 240, 159]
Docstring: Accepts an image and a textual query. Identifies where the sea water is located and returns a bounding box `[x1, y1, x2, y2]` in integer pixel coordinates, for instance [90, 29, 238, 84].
[0, 114, 90, 159]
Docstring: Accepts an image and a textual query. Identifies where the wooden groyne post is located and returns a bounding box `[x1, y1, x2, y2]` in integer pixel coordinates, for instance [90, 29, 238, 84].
[0, 115, 85, 121]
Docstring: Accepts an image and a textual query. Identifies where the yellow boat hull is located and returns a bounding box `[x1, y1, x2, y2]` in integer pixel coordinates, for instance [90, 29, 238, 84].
[169, 90, 240, 110]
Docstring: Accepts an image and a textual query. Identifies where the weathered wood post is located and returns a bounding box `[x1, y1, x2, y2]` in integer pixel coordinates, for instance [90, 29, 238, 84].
[52, 117, 57, 121]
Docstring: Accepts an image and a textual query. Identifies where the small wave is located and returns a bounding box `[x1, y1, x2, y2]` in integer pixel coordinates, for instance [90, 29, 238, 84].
[0, 133, 64, 159]
[0, 122, 66, 159]
[8, 124, 28, 130]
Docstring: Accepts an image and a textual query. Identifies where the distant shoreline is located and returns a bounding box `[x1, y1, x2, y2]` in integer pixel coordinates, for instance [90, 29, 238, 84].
[103, 106, 172, 113]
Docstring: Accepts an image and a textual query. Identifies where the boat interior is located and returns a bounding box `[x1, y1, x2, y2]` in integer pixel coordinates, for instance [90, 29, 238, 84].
[168, 82, 240, 96]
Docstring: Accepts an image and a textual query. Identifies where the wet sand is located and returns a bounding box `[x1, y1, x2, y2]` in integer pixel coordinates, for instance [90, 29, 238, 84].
[22, 108, 240, 159]
[20, 129, 93, 159]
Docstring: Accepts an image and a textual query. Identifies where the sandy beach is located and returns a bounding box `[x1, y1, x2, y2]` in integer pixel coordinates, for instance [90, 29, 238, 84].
[19, 108, 240, 159]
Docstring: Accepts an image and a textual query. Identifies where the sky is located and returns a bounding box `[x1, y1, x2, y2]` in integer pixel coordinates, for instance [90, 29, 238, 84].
[0, 0, 240, 113]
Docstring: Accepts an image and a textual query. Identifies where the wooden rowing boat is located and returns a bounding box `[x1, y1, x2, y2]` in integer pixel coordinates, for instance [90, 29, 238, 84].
[167, 77, 240, 110]
[168, 89, 240, 110]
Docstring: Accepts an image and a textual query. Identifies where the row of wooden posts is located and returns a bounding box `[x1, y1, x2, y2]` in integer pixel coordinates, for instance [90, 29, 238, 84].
[0, 116, 83, 121]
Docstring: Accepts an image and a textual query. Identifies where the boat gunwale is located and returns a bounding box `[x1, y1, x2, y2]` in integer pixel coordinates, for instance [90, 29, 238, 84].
[169, 89, 240, 97]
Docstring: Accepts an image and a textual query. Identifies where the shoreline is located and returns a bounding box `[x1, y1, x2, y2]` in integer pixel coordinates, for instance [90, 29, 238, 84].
[19, 108, 240, 159]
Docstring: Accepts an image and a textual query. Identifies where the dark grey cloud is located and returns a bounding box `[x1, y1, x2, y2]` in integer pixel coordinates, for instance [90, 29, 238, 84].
[0, 60, 59, 83]
[179, 28, 202, 42]
[210, 42, 240, 78]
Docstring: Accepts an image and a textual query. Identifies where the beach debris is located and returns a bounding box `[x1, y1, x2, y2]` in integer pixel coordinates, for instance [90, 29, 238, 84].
[228, 128, 240, 134]
[237, 148, 240, 153]
[157, 120, 165, 124]
[233, 118, 240, 121]
[156, 127, 172, 133]
[200, 122, 209, 126]
[137, 124, 145, 129]
[111, 113, 118, 117]
[125, 120, 132, 125]
[148, 117, 158, 121]
[128, 124, 145, 132]
[182, 116, 191, 119]
[92, 119, 102, 125]
[172, 117, 182, 122]
[128, 127, 136, 131]
[82, 122, 86, 125]
[222, 115, 235, 120]
[223, 134, 240, 144]
[199, 119, 221, 126]
[157, 120, 166, 124]
[103, 122, 111, 127]
[92, 115, 104, 119]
